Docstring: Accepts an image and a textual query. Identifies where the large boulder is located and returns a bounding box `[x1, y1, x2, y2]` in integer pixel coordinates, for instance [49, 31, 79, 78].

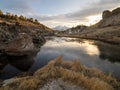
[5, 33, 35, 56]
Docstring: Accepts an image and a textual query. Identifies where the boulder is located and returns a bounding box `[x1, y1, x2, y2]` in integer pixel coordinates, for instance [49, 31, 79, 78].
[5, 33, 35, 56]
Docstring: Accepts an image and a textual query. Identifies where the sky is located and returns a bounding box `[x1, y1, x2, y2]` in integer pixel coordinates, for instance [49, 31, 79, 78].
[0, 0, 120, 28]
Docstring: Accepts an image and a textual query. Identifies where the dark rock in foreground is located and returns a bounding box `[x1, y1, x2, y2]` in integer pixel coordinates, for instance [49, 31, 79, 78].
[4, 33, 37, 56]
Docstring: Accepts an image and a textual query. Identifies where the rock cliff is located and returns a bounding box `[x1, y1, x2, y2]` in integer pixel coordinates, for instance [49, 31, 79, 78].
[97, 7, 120, 27]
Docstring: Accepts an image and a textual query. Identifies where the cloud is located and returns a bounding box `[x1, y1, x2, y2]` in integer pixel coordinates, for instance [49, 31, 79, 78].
[1, 0, 119, 27]
[1, 0, 34, 15]
[32, 0, 120, 27]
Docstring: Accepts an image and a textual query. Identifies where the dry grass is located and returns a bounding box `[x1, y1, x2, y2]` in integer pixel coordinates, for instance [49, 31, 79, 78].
[1, 57, 120, 90]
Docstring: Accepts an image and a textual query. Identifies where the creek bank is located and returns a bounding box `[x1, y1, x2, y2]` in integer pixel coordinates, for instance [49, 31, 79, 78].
[55, 33, 120, 45]
[1, 57, 120, 90]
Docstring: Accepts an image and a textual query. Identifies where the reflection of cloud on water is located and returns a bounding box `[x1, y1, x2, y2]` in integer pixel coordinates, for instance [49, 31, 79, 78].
[81, 41, 100, 56]
[43, 39, 100, 56]
[32, 37, 120, 78]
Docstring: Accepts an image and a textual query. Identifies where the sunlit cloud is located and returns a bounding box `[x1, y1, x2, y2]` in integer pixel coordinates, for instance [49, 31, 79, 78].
[33, 0, 120, 28]
[0, 0, 119, 28]
[86, 15, 102, 26]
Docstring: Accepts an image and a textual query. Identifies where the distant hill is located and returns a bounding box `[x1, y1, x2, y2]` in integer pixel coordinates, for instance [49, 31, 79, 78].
[53, 25, 69, 31]
[61, 25, 87, 34]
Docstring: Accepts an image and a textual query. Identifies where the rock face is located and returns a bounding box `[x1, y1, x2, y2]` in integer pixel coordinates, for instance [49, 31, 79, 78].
[102, 10, 111, 19]
[98, 7, 120, 27]
[0, 30, 13, 43]
[5, 33, 35, 56]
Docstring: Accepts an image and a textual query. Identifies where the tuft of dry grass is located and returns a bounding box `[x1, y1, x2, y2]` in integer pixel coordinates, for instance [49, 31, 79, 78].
[1, 57, 120, 90]
[18, 78, 39, 90]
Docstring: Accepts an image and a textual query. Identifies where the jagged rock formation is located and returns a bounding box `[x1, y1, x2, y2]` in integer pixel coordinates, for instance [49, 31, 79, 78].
[102, 10, 111, 19]
[97, 7, 120, 27]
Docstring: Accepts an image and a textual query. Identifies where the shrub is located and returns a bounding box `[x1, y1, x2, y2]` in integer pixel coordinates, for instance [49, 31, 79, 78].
[1, 57, 120, 90]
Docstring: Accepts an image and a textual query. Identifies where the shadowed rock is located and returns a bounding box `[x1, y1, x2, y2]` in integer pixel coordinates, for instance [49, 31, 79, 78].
[5, 33, 36, 56]
[102, 10, 111, 19]
[98, 7, 120, 27]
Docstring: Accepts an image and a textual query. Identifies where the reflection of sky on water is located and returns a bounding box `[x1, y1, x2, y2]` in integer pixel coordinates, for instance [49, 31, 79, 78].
[30, 37, 120, 78]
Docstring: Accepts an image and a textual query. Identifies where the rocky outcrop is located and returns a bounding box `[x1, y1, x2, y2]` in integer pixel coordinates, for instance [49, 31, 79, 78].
[5, 33, 36, 56]
[112, 7, 120, 15]
[102, 10, 111, 19]
[98, 7, 120, 27]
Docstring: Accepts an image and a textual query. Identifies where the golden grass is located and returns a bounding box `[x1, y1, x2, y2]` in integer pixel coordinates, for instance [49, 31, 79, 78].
[1, 57, 120, 90]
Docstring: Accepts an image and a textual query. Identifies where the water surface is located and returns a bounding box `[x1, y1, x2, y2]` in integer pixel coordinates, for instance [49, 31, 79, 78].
[30, 36, 120, 78]
[0, 36, 120, 79]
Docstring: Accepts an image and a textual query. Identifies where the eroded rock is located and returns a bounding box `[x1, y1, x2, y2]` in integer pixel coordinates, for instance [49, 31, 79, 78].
[5, 33, 35, 56]
[102, 10, 111, 19]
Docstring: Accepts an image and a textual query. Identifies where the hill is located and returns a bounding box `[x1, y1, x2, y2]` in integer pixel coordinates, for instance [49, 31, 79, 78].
[53, 25, 69, 31]
[61, 25, 87, 34]
[57, 7, 120, 44]
[80, 7, 120, 44]
[0, 9, 54, 56]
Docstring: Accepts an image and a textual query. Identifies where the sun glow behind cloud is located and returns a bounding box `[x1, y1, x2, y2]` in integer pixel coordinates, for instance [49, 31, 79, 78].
[39, 14, 102, 27]
[86, 14, 102, 26]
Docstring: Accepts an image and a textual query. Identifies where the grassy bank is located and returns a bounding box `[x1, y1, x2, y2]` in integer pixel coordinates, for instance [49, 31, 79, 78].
[1, 57, 120, 90]
[55, 34, 120, 45]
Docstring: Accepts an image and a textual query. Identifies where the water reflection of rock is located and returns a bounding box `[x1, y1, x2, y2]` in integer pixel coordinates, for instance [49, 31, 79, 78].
[0, 50, 38, 79]
[94, 41, 120, 62]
